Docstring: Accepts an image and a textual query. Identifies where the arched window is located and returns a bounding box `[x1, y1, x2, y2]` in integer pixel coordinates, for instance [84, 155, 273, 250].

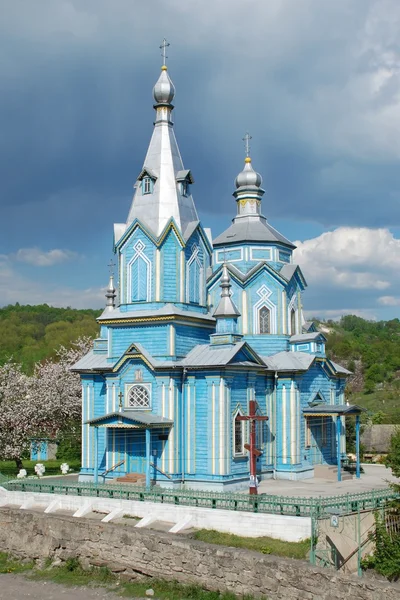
[291, 309, 296, 335]
[234, 413, 245, 455]
[186, 244, 202, 305]
[259, 306, 271, 334]
[128, 385, 150, 409]
[131, 255, 148, 301]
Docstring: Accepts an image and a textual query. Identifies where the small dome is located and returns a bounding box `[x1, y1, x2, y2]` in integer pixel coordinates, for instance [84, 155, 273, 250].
[235, 158, 262, 189]
[153, 67, 175, 104]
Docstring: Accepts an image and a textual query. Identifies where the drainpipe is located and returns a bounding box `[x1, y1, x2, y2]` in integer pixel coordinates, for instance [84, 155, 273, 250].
[273, 371, 278, 480]
[181, 367, 187, 485]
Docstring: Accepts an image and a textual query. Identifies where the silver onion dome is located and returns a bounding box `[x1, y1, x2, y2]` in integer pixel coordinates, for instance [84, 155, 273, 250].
[235, 158, 262, 189]
[153, 66, 175, 104]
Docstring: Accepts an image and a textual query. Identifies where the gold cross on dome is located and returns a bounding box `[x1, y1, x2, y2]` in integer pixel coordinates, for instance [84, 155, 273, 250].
[160, 38, 170, 66]
[242, 132, 252, 158]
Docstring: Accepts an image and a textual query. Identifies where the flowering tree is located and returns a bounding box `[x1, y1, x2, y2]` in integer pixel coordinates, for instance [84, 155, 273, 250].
[0, 360, 34, 469]
[0, 337, 92, 469]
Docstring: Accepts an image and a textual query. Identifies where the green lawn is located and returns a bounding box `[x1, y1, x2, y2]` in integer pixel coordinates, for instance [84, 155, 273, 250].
[0, 459, 80, 477]
[193, 530, 309, 560]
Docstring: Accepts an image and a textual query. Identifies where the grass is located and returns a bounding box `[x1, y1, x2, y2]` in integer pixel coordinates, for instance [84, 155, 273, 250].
[193, 530, 310, 560]
[0, 553, 260, 599]
[0, 459, 80, 477]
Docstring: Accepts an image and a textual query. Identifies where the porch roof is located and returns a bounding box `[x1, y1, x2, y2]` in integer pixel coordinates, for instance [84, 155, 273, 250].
[303, 404, 365, 417]
[86, 410, 173, 429]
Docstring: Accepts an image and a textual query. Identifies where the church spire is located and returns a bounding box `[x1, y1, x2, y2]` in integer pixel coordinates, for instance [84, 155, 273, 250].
[126, 40, 198, 238]
[104, 260, 116, 311]
[210, 264, 242, 346]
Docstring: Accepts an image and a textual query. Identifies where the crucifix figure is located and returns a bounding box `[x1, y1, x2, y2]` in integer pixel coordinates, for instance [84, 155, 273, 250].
[237, 399, 269, 495]
[118, 391, 123, 413]
[160, 38, 170, 66]
[242, 132, 252, 158]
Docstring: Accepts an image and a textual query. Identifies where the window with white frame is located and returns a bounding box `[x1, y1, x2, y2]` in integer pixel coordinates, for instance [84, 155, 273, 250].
[142, 177, 152, 194]
[233, 410, 245, 456]
[290, 308, 296, 335]
[127, 385, 150, 409]
[259, 306, 271, 334]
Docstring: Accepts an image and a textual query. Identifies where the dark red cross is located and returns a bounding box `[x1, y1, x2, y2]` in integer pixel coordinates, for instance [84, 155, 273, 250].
[237, 399, 269, 495]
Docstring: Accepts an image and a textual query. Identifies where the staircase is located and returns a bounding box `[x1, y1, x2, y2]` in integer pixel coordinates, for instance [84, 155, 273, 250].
[114, 472, 146, 484]
[314, 464, 352, 481]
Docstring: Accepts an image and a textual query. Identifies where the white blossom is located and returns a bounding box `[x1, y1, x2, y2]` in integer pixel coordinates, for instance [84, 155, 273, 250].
[60, 462, 70, 475]
[34, 463, 45, 477]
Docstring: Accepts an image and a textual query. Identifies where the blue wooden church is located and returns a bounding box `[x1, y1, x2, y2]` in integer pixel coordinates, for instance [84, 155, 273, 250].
[73, 52, 362, 491]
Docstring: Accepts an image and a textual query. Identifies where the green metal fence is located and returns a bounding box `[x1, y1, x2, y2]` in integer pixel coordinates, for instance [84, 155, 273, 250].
[1, 474, 398, 518]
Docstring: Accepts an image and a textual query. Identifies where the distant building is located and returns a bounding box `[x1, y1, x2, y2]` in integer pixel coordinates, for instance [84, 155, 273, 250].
[73, 51, 360, 490]
[30, 438, 58, 461]
[361, 425, 397, 455]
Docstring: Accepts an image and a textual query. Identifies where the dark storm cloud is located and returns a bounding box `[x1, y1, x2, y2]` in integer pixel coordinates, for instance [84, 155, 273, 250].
[1, 0, 400, 314]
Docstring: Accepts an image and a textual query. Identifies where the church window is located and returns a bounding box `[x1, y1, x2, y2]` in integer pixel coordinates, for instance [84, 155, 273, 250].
[131, 255, 149, 301]
[291, 308, 296, 335]
[142, 177, 152, 194]
[234, 411, 245, 456]
[181, 181, 189, 197]
[186, 244, 203, 305]
[259, 306, 271, 334]
[127, 385, 150, 409]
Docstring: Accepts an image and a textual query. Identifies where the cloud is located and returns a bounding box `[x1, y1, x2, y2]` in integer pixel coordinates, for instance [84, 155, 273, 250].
[15, 248, 78, 267]
[294, 227, 400, 290]
[378, 296, 400, 306]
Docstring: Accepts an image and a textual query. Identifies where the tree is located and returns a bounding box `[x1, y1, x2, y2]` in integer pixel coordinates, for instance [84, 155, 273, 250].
[0, 337, 92, 469]
[385, 428, 400, 479]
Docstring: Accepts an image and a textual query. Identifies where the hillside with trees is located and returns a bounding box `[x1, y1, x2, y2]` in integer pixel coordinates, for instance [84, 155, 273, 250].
[0, 304, 101, 373]
[0, 305, 399, 422]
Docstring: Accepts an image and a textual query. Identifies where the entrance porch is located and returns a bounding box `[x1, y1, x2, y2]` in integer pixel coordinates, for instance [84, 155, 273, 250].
[86, 410, 173, 487]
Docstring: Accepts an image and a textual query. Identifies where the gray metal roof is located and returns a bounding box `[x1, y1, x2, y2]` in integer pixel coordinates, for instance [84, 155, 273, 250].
[290, 332, 326, 343]
[303, 404, 365, 415]
[263, 351, 315, 371]
[213, 215, 295, 248]
[330, 360, 352, 375]
[181, 342, 263, 368]
[280, 264, 299, 282]
[86, 410, 173, 427]
[124, 67, 199, 238]
[71, 351, 117, 372]
[98, 303, 215, 323]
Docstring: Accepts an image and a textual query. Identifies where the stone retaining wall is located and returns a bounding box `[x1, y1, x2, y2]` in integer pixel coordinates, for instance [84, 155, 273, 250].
[0, 508, 399, 600]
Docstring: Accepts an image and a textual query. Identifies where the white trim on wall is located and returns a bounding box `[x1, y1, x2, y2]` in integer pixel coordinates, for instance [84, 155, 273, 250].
[253, 285, 277, 334]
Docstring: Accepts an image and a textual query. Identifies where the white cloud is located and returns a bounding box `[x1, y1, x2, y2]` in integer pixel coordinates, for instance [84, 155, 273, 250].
[15, 248, 78, 267]
[378, 296, 400, 306]
[294, 227, 400, 290]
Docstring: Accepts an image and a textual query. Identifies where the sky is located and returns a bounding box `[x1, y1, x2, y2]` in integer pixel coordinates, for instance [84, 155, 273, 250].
[1, 0, 400, 321]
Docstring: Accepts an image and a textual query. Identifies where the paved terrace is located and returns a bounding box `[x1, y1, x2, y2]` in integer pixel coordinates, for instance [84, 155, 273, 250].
[257, 464, 397, 497]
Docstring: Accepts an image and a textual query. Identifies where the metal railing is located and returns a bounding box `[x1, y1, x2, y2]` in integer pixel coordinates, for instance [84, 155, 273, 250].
[1, 473, 398, 518]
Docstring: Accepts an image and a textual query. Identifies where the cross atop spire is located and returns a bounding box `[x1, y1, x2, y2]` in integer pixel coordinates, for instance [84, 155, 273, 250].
[242, 132, 252, 159]
[160, 38, 170, 67]
[108, 258, 116, 276]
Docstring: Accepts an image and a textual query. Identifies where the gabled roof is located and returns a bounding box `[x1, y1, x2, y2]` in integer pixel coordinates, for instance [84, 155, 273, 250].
[176, 169, 194, 183]
[213, 216, 295, 248]
[330, 360, 352, 375]
[136, 167, 158, 181]
[180, 342, 265, 368]
[71, 351, 117, 372]
[303, 404, 365, 416]
[303, 321, 318, 333]
[290, 332, 326, 343]
[86, 410, 173, 428]
[263, 351, 315, 372]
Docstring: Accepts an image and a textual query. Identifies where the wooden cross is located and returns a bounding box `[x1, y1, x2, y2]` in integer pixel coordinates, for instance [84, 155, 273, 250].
[237, 399, 269, 495]
[160, 38, 170, 66]
[242, 132, 252, 158]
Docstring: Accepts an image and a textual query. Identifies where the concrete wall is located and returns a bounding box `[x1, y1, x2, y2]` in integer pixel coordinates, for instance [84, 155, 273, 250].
[0, 508, 399, 600]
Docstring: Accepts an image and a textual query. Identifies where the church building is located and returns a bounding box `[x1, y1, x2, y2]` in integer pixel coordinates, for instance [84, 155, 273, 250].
[73, 49, 360, 491]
